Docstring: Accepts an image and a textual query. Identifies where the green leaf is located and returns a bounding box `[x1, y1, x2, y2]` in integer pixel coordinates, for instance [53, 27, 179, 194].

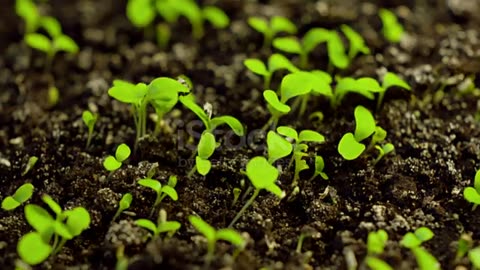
[168, 175, 178, 187]
[82, 110, 95, 127]
[379, 9, 404, 43]
[115, 144, 131, 162]
[414, 227, 434, 243]
[246, 156, 280, 191]
[280, 72, 316, 102]
[271, 16, 297, 34]
[157, 221, 181, 234]
[314, 156, 328, 180]
[354, 105, 376, 142]
[135, 219, 158, 235]
[108, 80, 148, 104]
[338, 133, 365, 160]
[25, 33, 51, 52]
[155, 0, 179, 23]
[179, 95, 210, 128]
[53, 35, 79, 53]
[382, 72, 411, 91]
[202, 6, 229, 29]
[53, 219, 73, 239]
[64, 207, 90, 236]
[127, 0, 156, 27]
[273, 37, 302, 54]
[372, 126, 387, 144]
[119, 193, 132, 211]
[334, 77, 376, 106]
[311, 70, 332, 84]
[247, 17, 268, 34]
[2, 197, 21, 211]
[327, 31, 349, 69]
[367, 230, 388, 255]
[24, 204, 54, 235]
[469, 247, 480, 269]
[244, 59, 269, 76]
[40, 16, 62, 38]
[216, 228, 245, 248]
[198, 132, 216, 159]
[2, 183, 34, 210]
[161, 186, 178, 201]
[42, 195, 62, 216]
[400, 232, 421, 248]
[276, 126, 298, 142]
[268, 53, 299, 73]
[382, 143, 395, 155]
[302, 28, 330, 54]
[210, 116, 244, 136]
[475, 170, 480, 192]
[340, 24, 370, 58]
[196, 156, 211, 176]
[147, 77, 187, 115]
[411, 247, 440, 270]
[138, 179, 162, 193]
[104, 156, 121, 171]
[16, 0, 40, 33]
[267, 131, 293, 164]
[189, 215, 216, 241]
[366, 256, 393, 270]
[17, 232, 52, 265]
[263, 90, 290, 113]
[464, 187, 480, 205]
[299, 130, 325, 143]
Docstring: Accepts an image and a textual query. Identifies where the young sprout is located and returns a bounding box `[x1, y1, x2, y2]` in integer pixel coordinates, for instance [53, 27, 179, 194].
[16, 0, 40, 33]
[291, 70, 332, 117]
[267, 130, 293, 164]
[112, 193, 133, 222]
[455, 233, 473, 262]
[18, 195, 90, 265]
[244, 53, 298, 89]
[296, 225, 319, 253]
[379, 9, 405, 43]
[340, 25, 370, 60]
[229, 156, 284, 227]
[374, 143, 395, 165]
[115, 245, 129, 270]
[136, 209, 181, 239]
[326, 31, 349, 71]
[22, 155, 38, 176]
[82, 110, 97, 149]
[189, 215, 245, 266]
[103, 143, 131, 172]
[464, 170, 480, 210]
[308, 155, 328, 181]
[400, 227, 440, 270]
[247, 16, 297, 49]
[138, 175, 178, 216]
[1, 183, 34, 211]
[375, 72, 411, 110]
[332, 77, 382, 108]
[48, 85, 59, 107]
[273, 27, 331, 68]
[364, 229, 392, 270]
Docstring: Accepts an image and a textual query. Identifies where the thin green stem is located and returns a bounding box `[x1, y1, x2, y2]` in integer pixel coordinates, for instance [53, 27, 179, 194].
[204, 240, 215, 268]
[187, 165, 197, 178]
[229, 189, 259, 228]
[296, 233, 305, 253]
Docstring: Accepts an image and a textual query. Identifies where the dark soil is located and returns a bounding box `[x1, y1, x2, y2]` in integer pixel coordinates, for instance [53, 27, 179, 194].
[2, 0, 480, 269]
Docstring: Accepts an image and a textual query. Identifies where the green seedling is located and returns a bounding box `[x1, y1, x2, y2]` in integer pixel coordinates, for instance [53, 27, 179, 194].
[296, 226, 319, 253]
[379, 9, 405, 43]
[179, 95, 244, 176]
[365, 229, 392, 270]
[247, 16, 297, 49]
[115, 245, 129, 270]
[103, 143, 131, 172]
[455, 233, 473, 262]
[189, 215, 245, 266]
[18, 195, 90, 265]
[338, 105, 392, 161]
[340, 24, 370, 60]
[326, 31, 349, 71]
[82, 110, 97, 149]
[469, 246, 480, 269]
[22, 155, 38, 176]
[275, 126, 325, 186]
[308, 155, 328, 181]
[138, 175, 178, 216]
[375, 72, 411, 110]
[332, 77, 382, 108]
[16, 0, 40, 33]
[112, 193, 132, 222]
[108, 77, 190, 144]
[136, 209, 181, 239]
[273, 27, 331, 68]
[464, 170, 480, 210]
[374, 143, 395, 165]
[244, 53, 298, 89]
[48, 85, 59, 107]
[229, 156, 284, 227]
[400, 227, 440, 270]
[267, 130, 293, 164]
[1, 183, 34, 211]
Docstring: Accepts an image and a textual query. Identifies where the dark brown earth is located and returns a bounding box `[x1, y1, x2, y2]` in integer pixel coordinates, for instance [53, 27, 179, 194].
[2, 0, 480, 269]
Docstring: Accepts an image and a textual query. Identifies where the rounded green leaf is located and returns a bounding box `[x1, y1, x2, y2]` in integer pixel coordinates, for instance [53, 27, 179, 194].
[156, 0, 179, 23]
[189, 215, 215, 241]
[366, 256, 393, 270]
[302, 28, 330, 54]
[382, 72, 411, 91]
[103, 156, 122, 171]
[53, 35, 79, 53]
[12, 183, 34, 204]
[168, 175, 178, 187]
[311, 70, 332, 84]
[135, 219, 157, 235]
[115, 144, 131, 162]
[464, 187, 480, 204]
[475, 170, 480, 192]
[247, 17, 268, 33]
[273, 37, 302, 54]
[2, 197, 20, 211]
[210, 116, 244, 136]
[108, 80, 148, 104]
[217, 228, 246, 248]
[246, 156, 280, 190]
[268, 53, 299, 73]
[338, 133, 365, 160]
[25, 33, 51, 52]
[280, 72, 315, 102]
[41, 195, 62, 216]
[267, 131, 293, 164]
[469, 247, 480, 269]
[263, 90, 290, 113]
[327, 31, 349, 69]
[138, 179, 162, 193]
[179, 95, 210, 128]
[40, 16, 62, 38]
[411, 247, 440, 270]
[82, 111, 94, 126]
[24, 204, 54, 234]
[354, 105, 376, 142]
[65, 207, 90, 236]
[157, 221, 181, 234]
[127, 0, 156, 27]
[202, 6, 229, 28]
[382, 143, 395, 155]
[314, 156, 328, 180]
[299, 130, 325, 143]
[379, 9, 404, 43]
[244, 59, 268, 76]
[400, 232, 421, 248]
[198, 132, 216, 159]
[161, 186, 178, 201]
[18, 232, 52, 265]
[340, 24, 370, 57]
[119, 193, 132, 210]
[414, 227, 434, 243]
[271, 16, 297, 34]
[277, 126, 298, 142]
[196, 156, 211, 176]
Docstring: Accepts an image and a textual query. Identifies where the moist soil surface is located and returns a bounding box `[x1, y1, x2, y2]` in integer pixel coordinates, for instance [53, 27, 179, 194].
[2, 0, 480, 269]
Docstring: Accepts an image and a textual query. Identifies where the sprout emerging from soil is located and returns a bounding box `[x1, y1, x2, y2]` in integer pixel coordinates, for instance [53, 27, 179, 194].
[18, 195, 90, 265]
[138, 175, 178, 217]
[103, 143, 131, 172]
[136, 209, 181, 239]
[463, 170, 480, 210]
[365, 229, 392, 270]
[1, 183, 34, 211]
[228, 156, 284, 227]
[112, 193, 132, 222]
[82, 110, 97, 149]
[247, 16, 297, 49]
[309, 156, 328, 181]
[244, 53, 298, 89]
[332, 77, 382, 108]
[400, 227, 440, 270]
[376, 72, 411, 110]
[379, 8, 405, 43]
[189, 215, 245, 266]
[340, 24, 370, 60]
[22, 155, 38, 176]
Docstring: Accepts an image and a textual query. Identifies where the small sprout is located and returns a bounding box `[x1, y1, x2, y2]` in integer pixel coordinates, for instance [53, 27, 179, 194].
[464, 170, 480, 210]
[247, 16, 297, 49]
[48, 85, 59, 107]
[296, 225, 319, 253]
[126, 0, 156, 28]
[244, 53, 298, 89]
[365, 257, 393, 270]
[267, 131, 293, 164]
[332, 77, 382, 108]
[340, 24, 370, 60]
[103, 143, 131, 172]
[136, 209, 181, 239]
[112, 193, 133, 222]
[25, 31, 79, 68]
[367, 230, 388, 255]
[375, 72, 411, 110]
[309, 155, 328, 181]
[22, 155, 38, 176]
[228, 156, 284, 227]
[326, 31, 349, 70]
[374, 143, 395, 164]
[138, 175, 178, 216]
[189, 215, 245, 266]
[338, 133, 365, 160]
[455, 233, 473, 262]
[401, 227, 440, 270]
[379, 9, 405, 43]
[115, 245, 129, 270]
[16, 0, 40, 33]
[82, 110, 97, 149]
[232, 187, 241, 207]
[2, 183, 34, 211]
